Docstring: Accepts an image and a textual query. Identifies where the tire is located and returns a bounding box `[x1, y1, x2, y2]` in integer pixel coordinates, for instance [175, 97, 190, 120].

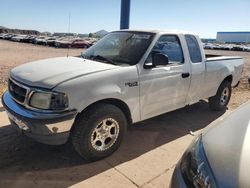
[71, 103, 127, 161]
[209, 81, 231, 111]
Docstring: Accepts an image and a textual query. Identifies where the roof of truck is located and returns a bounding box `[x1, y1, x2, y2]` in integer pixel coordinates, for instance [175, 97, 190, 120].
[115, 29, 198, 35]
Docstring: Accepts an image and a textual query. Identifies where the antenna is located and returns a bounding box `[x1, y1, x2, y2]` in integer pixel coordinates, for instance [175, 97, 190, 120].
[67, 12, 71, 58]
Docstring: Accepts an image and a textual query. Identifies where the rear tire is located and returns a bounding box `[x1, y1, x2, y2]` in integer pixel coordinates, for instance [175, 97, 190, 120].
[209, 81, 231, 111]
[71, 103, 127, 161]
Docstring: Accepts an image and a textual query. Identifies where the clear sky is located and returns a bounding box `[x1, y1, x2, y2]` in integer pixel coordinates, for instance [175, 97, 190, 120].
[0, 0, 249, 38]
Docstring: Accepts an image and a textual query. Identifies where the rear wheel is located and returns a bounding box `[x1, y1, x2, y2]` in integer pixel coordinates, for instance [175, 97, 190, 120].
[209, 81, 231, 111]
[71, 103, 127, 161]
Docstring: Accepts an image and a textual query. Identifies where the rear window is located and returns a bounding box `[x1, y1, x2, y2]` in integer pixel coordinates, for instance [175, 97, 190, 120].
[185, 35, 202, 63]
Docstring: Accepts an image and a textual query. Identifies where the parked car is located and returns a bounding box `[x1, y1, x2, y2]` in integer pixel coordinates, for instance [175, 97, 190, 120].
[10, 35, 27, 42]
[34, 36, 47, 45]
[20, 35, 35, 43]
[45, 37, 58, 46]
[4, 34, 17, 40]
[204, 43, 215, 49]
[243, 46, 250, 52]
[232, 45, 244, 51]
[71, 39, 91, 48]
[171, 101, 250, 188]
[54, 38, 72, 48]
[0, 33, 9, 39]
[2, 30, 244, 161]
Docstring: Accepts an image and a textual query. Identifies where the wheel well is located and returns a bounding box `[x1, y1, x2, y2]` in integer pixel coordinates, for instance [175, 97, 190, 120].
[223, 75, 233, 84]
[76, 98, 132, 125]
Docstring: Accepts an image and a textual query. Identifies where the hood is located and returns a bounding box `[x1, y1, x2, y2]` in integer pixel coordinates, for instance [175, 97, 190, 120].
[11, 56, 118, 89]
[202, 101, 250, 188]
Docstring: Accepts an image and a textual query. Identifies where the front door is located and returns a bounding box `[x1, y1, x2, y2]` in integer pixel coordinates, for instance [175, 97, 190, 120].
[139, 35, 191, 120]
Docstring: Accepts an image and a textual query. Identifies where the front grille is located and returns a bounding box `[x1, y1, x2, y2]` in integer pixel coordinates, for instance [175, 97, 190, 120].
[8, 79, 27, 103]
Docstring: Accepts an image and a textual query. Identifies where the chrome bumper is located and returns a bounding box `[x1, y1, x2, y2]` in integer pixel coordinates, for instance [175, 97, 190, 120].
[2, 91, 77, 145]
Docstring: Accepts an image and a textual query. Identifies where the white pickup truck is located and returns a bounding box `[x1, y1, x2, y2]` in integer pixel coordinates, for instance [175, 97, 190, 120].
[2, 30, 244, 161]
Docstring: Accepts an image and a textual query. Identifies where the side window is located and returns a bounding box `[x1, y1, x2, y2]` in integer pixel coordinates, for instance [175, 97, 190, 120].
[146, 35, 184, 64]
[185, 35, 202, 63]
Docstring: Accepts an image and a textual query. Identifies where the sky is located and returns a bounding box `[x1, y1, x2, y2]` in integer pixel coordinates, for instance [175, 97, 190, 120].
[0, 0, 249, 38]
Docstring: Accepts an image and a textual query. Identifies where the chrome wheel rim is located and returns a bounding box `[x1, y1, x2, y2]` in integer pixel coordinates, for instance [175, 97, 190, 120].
[91, 118, 119, 151]
[220, 87, 229, 106]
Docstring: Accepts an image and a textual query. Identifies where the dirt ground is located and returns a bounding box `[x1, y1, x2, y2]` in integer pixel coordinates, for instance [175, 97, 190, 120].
[0, 40, 249, 188]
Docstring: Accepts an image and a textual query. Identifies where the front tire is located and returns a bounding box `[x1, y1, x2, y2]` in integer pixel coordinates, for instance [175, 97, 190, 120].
[71, 103, 127, 161]
[209, 81, 231, 111]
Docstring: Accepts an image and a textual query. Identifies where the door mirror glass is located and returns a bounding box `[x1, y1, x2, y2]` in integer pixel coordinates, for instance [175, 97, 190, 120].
[152, 53, 169, 66]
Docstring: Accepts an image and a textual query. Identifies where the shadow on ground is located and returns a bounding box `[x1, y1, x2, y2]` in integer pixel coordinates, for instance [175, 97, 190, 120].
[0, 101, 225, 188]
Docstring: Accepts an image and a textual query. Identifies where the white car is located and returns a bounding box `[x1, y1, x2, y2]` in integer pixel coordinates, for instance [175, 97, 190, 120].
[171, 101, 250, 188]
[10, 35, 27, 42]
[2, 30, 244, 161]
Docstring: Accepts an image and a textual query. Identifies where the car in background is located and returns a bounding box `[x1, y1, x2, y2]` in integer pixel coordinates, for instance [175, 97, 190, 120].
[232, 45, 244, 51]
[10, 35, 27, 42]
[243, 46, 250, 52]
[45, 37, 58, 46]
[54, 38, 72, 48]
[34, 36, 47, 45]
[4, 34, 17, 40]
[0, 33, 9, 39]
[171, 101, 250, 188]
[20, 35, 35, 43]
[204, 43, 215, 49]
[71, 39, 91, 48]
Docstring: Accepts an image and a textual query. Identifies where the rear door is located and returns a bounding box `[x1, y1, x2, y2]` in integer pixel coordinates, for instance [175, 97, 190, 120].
[184, 35, 206, 104]
[139, 34, 191, 120]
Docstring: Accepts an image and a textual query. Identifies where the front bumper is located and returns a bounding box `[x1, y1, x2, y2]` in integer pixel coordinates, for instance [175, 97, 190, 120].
[2, 91, 77, 145]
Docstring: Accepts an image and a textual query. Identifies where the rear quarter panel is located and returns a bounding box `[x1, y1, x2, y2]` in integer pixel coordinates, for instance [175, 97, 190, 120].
[204, 57, 244, 97]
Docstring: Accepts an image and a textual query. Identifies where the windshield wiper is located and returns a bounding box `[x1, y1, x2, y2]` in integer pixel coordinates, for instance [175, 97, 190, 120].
[89, 55, 117, 65]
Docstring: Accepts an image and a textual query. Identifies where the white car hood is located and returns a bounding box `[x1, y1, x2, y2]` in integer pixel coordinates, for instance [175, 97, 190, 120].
[202, 101, 250, 188]
[10, 56, 118, 89]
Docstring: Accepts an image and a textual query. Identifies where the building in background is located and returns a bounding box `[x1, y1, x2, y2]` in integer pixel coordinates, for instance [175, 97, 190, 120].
[216, 32, 250, 43]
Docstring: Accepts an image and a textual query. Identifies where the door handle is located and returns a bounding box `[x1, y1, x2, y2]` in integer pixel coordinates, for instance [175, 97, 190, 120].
[182, 72, 190, 78]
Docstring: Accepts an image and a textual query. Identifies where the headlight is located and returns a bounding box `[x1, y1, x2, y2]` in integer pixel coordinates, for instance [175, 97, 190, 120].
[29, 91, 68, 111]
[180, 136, 217, 188]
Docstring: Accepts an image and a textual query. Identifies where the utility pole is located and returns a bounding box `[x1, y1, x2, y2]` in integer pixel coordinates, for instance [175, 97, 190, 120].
[120, 0, 131, 29]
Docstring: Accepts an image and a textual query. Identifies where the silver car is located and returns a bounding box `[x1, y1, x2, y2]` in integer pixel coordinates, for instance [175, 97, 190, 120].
[171, 101, 250, 188]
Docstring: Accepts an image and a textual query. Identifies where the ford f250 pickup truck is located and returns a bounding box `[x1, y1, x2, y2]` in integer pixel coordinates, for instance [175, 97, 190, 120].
[2, 30, 244, 161]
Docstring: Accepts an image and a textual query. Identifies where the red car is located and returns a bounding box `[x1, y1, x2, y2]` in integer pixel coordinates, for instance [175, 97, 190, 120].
[71, 39, 91, 48]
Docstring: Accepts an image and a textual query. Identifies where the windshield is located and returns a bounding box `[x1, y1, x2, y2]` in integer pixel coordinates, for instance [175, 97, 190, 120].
[82, 31, 155, 66]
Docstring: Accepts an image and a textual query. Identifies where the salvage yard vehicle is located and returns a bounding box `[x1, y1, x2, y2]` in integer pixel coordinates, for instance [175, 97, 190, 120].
[2, 30, 244, 161]
[71, 39, 91, 48]
[170, 101, 250, 188]
[10, 35, 27, 42]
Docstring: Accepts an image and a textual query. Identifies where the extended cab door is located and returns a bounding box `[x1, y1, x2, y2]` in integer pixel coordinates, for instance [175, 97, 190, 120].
[184, 35, 206, 104]
[139, 35, 191, 120]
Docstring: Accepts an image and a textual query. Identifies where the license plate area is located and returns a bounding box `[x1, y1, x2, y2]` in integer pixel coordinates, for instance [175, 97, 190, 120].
[7, 111, 29, 130]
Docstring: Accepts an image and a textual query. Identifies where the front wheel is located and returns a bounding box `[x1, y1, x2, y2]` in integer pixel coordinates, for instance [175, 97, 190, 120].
[209, 81, 231, 111]
[71, 103, 127, 161]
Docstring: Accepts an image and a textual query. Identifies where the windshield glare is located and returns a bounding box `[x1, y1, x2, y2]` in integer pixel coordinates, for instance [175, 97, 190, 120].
[82, 31, 155, 66]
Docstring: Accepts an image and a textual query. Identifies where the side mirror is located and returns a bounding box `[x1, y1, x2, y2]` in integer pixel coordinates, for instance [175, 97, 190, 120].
[152, 53, 169, 67]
